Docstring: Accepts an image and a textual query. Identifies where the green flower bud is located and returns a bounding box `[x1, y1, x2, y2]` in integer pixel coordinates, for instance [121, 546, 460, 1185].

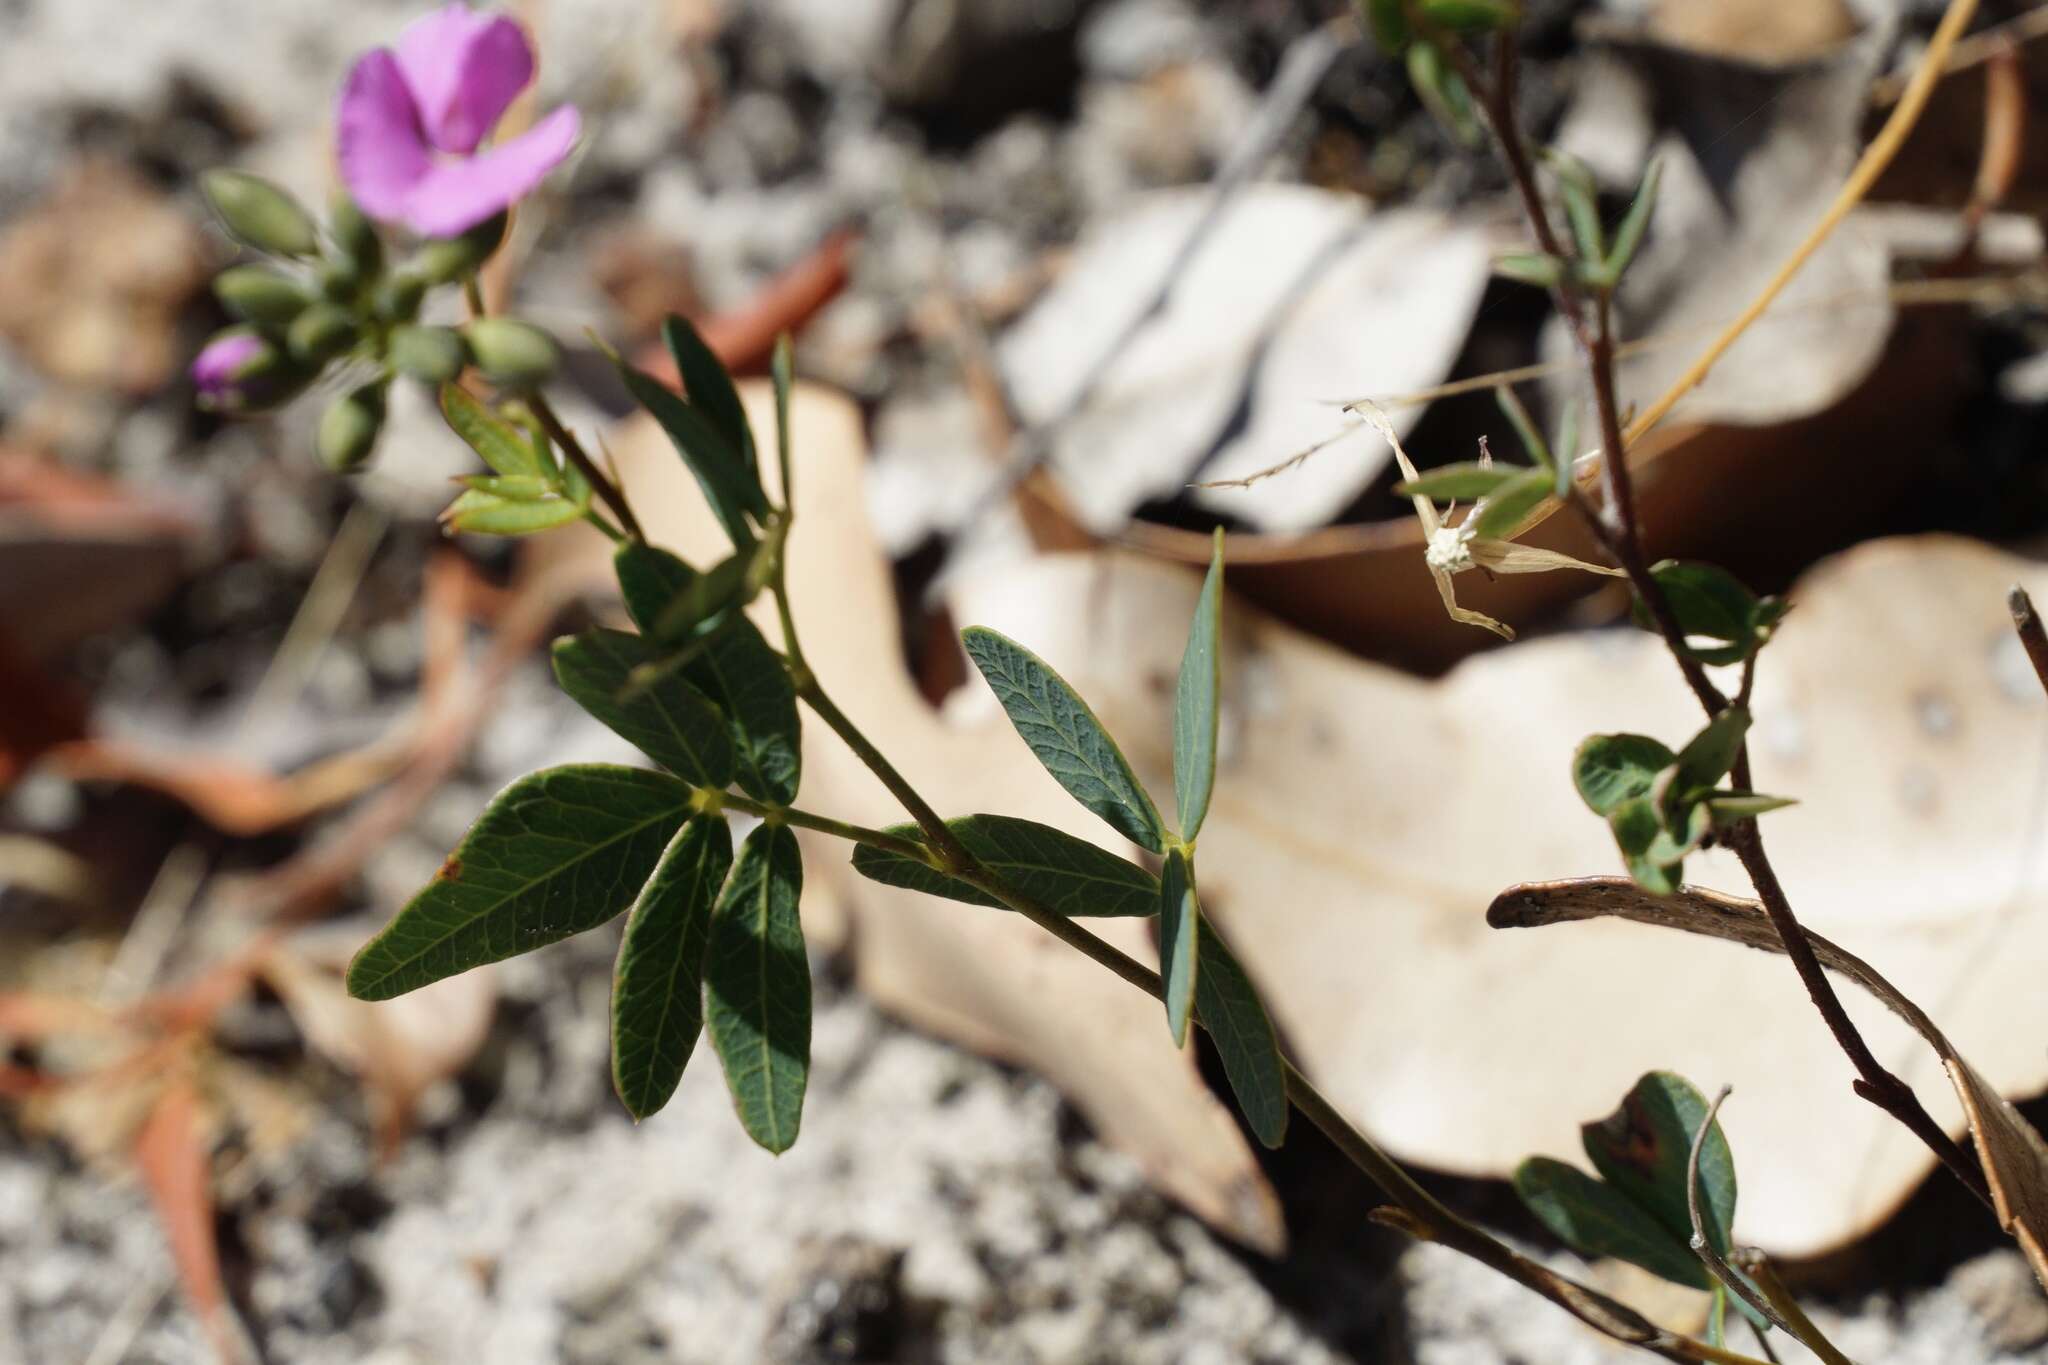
[212, 265, 313, 326]
[317, 380, 388, 473]
[372, 272, 427, 324]
[287, 303, 359, 366]
[464, 318, 559, 388]
[389, 324, 470, 384]
[200, 170, 319, 258]
[317, 255, 364, 305]
[413, 211, 509, 285]
[328, 192, 383, 277]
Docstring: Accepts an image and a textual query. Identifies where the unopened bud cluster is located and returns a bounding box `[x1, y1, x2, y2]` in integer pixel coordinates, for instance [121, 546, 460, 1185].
[194, 172, 559, 473]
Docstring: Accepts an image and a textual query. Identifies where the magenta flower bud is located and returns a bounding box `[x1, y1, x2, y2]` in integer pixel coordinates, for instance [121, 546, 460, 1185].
[336, 4, 581, 239]
[191, 329, 270, 409]
[191, 328, 309, 412]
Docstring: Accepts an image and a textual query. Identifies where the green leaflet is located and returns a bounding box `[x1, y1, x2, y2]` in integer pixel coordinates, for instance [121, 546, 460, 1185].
[1174, 529, 1224, 841]
[961, 627, 1167, 854]
[1194, 919, 1286, 1148]
[611, 353, 766, 550]
[1582, 1072, 1738, 1259]
[1573, 734, 1677, 816]
[440, 382, 548, 478]
[611, 816, 734, 1119]
[552, 628, 735, 788]
[346, 765, 692, 1000]
[663, 315, 758, 487]
[1394, 462, 1527, 502]
[613, 543, 800, 804]
[849, 815, 1159, 917]
[1158, 848, 1199, 1047]
[1514, 1157, 1712, 1290]
[441, 489, 585, 536]
[1469, 467, 1553, 541]
[705, 824, 810, 1154]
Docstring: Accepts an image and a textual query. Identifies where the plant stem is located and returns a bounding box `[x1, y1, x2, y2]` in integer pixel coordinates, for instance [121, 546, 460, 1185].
[704, 789, 931, 863]
[527, 391, 645, 542]
[1459, 17, 1993, 1212]
[582, 508, 626, 544]
[2008, 587, 2048, 700]
[793, 673, 974, 872]
[1685, 1088, 1800, 1338]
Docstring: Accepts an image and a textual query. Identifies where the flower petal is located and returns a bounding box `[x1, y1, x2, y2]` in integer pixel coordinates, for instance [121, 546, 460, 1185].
[397, 105, 581, 237]
[1430, 564, 1515, 640]
[1356, 401, 1440, 535]
[396, 5, 535, 155]
[337, 49, 433, 223]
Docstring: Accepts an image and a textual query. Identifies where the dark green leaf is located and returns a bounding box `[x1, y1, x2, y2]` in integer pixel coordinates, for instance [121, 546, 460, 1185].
[614, 544, 798, 802]
[611, 816, 734, 1119]
[850, 815, 1159, 917]
[552, 629, 734, 787]
[1159, 848, 1199, 1047]
[611, 353, 764, 549]
[1365, 0, 1410, 52]
[1174, 529, 1225, 840]
[1582, 1072, 1738, 1258]
[961, 627, 1167, 854]
[1194, 919, 1287, 1148]
[1594, 158, 1663, 286]
[1574, 734, 1677, 815]
[1547, 150, 1606, 264]
[1514, 1158, 1711, 1290]
[1393, 463, 1527, 502]
[346, 766, 691, 1000]
[441, 383, 548, 478]
[1469, 467, 1553, 541]
[653, 551, 756, 647]
[663, 314, 757, 485]
[1635, 561, 1755, 661]
[1670, 708, 1750, 805]
[1422, 0, 1520, 30]
[1609, 796, 1683, 895]
[705, 824, 810, 1153]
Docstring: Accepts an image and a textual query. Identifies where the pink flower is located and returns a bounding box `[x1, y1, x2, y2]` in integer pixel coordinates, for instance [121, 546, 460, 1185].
[191, 329, 271, 409]
[337, 4, 581, 238]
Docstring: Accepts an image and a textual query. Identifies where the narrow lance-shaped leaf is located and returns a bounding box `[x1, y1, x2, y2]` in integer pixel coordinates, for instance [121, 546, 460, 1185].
[1174, 528, 1225, 841]
[705, 824, 810, 1154]
[1669, 708, 1751, 808]
[441, 489, 585, 536]
[1158, 848, 1200, 1047]
[346, 766, 692, 1000]
[850, 815, 1159, 917]
[1469, 467, 1554, 541]
[552, 629, 735, 788]
[772, 333, 795, 503]
[1495, 385, 1551, 469]
[962, 627, 1168, 854]
[1194, 919, 1287, 1148]
[662, 314, 757, 484]
[1593, 157, 1663, 287]
[1394, 463, 1528, 502]
[611, 816, 734, 1120]
[1515, 1157, 1713, 1290]
[607, 349, 764, 549]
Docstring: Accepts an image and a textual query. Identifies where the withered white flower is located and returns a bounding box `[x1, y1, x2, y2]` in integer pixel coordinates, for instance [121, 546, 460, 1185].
[1357, 402, 1623, 641]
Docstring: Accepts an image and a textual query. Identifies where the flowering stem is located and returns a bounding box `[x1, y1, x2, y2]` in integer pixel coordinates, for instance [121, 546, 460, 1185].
[527, 391, 646, 542]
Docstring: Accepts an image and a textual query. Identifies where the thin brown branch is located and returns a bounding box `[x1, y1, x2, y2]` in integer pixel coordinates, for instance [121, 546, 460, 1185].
[526, 392, 645, 542]
[2009, 586, 2048, 700]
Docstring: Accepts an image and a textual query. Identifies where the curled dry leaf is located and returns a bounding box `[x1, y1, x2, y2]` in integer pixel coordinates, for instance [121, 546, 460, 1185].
[133, 1069, 250, 1365]
[1489, 878, 2048, 1290]
[527, 383, 1285, 1254]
